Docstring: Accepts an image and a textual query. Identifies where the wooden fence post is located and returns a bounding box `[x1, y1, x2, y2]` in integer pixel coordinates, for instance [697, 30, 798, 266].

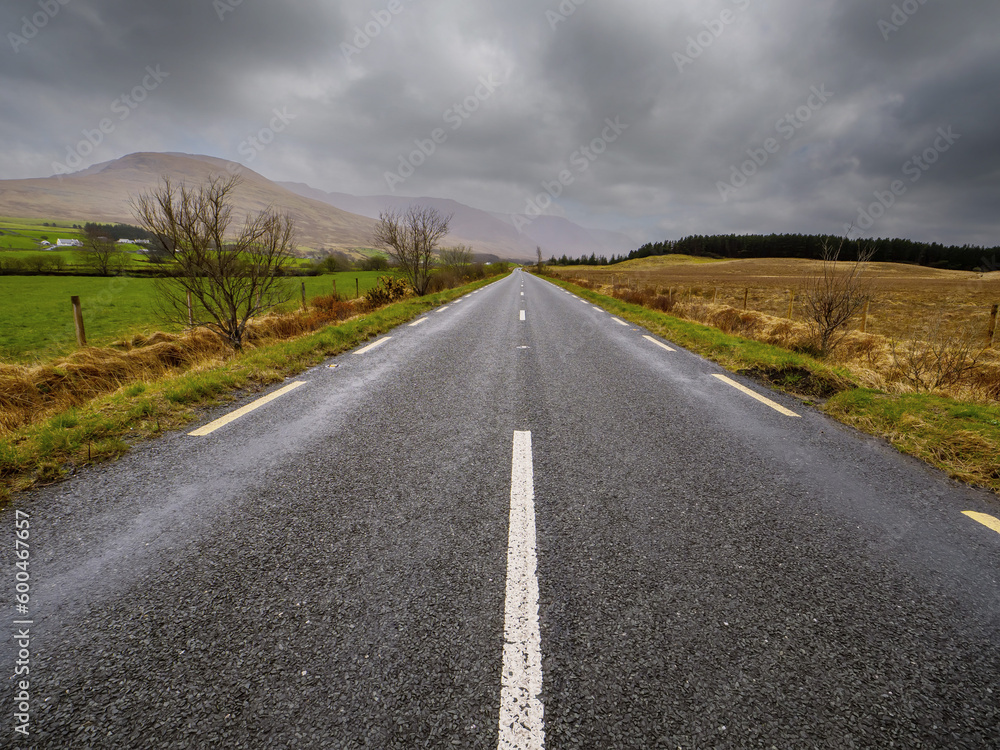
[332, 279, 337, 297]
[988, 304, 999, 348]
[786, 289, 795, 319]
[712, 287, 718, 304]
[187, 290, 193, 326]
[301, 282, 307, 310]
[71, 296, 86, 347]
[356, 278, 360, 299]
[743, 288, 749, 310]
[860, 299, 871, 333]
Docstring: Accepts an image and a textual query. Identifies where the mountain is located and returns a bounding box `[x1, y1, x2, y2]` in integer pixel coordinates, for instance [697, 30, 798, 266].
[279, 182, 634, 262]
[0, 152, 634, 261]
[0, 153, 378, 253]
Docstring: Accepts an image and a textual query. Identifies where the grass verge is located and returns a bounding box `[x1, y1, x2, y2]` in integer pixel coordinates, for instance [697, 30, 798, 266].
[545, 275, 1000, 495]
[0, 276, 504, 506]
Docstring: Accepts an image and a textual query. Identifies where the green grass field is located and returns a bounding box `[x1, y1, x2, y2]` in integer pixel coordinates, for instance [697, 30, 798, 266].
[0, 216, 85, 250]
[0, 271, 398, 362]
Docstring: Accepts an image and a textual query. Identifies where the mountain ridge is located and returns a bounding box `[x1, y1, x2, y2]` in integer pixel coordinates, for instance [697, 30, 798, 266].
[0, 152, 633, 261]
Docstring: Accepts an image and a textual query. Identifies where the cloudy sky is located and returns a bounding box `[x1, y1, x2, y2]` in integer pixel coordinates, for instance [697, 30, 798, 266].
[2, 0, 998, 248]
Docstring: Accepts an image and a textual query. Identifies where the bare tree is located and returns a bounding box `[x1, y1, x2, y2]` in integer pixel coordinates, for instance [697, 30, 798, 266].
[535, 245, 545, 273]
[131, 175, 295, 350]
[802, 236, 876, 356]
[78, 227, 126, 276]
[373, 205, 451, 295]
[438, 244, 473, 273]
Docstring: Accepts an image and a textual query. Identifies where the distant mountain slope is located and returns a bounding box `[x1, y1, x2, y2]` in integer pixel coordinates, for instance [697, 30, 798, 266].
[279, 182, 633, 262]
[0, 151, 634, 261]
[0, 153, 378, 252]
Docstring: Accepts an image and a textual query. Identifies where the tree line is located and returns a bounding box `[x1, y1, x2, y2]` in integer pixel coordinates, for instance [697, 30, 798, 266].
[544, 233, 1000, 272]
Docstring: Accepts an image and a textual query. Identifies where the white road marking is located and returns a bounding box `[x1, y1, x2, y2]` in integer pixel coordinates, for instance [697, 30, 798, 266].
[642, 335, 676, 352]
[409, 317, 428, 327]
[498, 431, 545, 750]
[611, 317, 629, 326]
[436, 306, 450, 313]
[521, 292, 525, 296]
[592, 306, 602, 311]
[354, 336, 392, 355]
[520, 310, 526, 321]
[712, 374, 801, 418]
[187, 381, 306, 437]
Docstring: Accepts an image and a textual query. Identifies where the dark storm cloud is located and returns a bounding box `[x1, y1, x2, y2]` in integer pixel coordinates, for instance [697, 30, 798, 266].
[1, 0, 998, 247]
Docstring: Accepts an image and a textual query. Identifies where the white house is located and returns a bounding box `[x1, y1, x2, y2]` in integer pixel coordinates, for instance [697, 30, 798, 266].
[55, 238, 83, 247]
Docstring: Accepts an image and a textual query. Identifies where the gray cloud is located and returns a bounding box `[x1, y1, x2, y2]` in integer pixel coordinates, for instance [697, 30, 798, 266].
[1, 0, 998, 248]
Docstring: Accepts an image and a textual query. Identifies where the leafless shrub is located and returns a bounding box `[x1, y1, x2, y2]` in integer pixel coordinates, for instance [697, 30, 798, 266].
[802, 236, 875, 356]
[649, 294, 675, 313]
[888, 325, 987, 392]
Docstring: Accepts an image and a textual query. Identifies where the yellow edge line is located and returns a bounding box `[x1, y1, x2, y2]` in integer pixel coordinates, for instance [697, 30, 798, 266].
[188, 381, 307, 437]
[354, 336, 392, 355]
[642, 335, 676, 352]
[712, 374, 801, 418]
[962, 511, 1000, 535]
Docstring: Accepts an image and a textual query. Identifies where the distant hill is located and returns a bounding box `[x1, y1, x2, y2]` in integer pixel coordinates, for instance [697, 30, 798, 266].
[279, 182, 633, 262]
[0, 152, 634, 261]
[0, 153, 379, 254]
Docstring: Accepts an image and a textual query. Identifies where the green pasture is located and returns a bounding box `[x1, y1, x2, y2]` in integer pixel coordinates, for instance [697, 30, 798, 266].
[0, 271, 399, 361]
[0, 217, 85, 250]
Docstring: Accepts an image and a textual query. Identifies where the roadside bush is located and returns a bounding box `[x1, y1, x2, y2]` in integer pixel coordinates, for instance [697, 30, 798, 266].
[365, 276, 409, 307]
[310, 294, 358, 322]
[649, 293, 675, 313]
[427, 269, 462, 293]
[359, 255, 390, 271]
[0, 258, 24, 274]
[888, 326, 987, 393]
[25, 254, 54, 273]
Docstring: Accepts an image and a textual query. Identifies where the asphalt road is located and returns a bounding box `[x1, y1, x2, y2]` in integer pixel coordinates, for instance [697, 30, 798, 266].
[4, 268, 1000, 749]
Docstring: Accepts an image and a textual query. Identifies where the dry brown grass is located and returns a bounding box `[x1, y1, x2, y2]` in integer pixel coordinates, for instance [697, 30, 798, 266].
[556, 257, 1000, 342]
[0, 295, 369, 433]
[553, 257, 1000, 402]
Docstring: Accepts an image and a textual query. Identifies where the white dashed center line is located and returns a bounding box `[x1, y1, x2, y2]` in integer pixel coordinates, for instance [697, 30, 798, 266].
[520, 310, 526, 321]
[409, 317, 428, 327]
[498, 431, 545, 750]
[610, 317, 628, 326]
